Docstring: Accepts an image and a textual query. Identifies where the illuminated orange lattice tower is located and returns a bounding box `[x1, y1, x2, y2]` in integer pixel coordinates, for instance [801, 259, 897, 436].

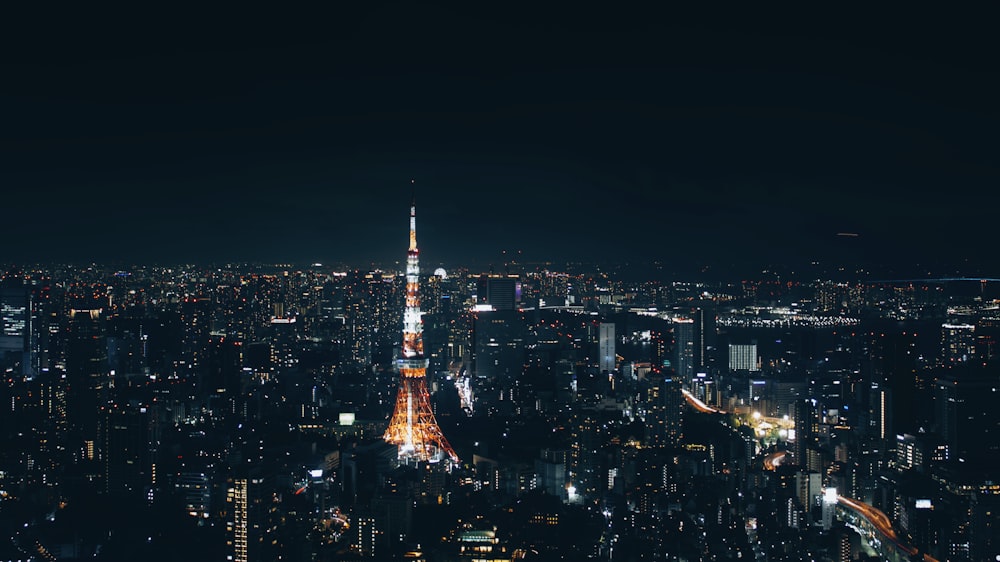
[383, 190, 459, 465]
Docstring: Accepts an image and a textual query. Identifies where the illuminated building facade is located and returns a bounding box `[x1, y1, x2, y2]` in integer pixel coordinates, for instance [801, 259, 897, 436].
[941, 322, 976, 365]
[728, 342, 759, 372]
[226, 477, 249, 562]
[383, 193, 458, 465]
[0, 281, 29, 361]
[354, 515, 377, 557]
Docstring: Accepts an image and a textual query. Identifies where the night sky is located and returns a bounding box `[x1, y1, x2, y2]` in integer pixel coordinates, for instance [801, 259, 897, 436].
[4, 5, 999, 276]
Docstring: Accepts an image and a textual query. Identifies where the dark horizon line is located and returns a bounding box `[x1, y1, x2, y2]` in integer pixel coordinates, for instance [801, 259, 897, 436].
[2, 256, 999, 281]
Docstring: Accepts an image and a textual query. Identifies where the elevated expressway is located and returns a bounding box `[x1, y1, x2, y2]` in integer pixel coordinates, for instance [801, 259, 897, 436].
[836, 496, 938, 562]
[762, 450, 787, 471]
[681, 388, 726, 414]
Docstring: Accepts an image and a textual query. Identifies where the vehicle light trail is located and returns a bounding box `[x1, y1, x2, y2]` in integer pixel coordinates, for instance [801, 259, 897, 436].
[682, 388, 726, 414]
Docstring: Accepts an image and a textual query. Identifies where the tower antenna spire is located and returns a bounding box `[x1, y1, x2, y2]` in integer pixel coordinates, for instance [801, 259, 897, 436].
[408, 179, 418, 252]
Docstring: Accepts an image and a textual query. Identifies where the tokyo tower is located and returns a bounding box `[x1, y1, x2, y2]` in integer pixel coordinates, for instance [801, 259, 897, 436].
[383, 190, 459, 465]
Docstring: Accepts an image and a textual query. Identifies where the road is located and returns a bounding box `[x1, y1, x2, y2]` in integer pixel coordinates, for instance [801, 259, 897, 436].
[681, 388, 725, 414]
[762, 450, 786, 471]
[837, 496, 939, 562]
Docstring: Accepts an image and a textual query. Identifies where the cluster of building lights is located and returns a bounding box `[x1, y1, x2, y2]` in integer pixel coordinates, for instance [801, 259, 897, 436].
[718, 314, 860, 328]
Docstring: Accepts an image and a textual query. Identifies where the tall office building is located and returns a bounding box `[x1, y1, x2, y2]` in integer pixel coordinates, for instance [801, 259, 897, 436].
[599, 322, 615, 373]
[728, 342, 759, 372]
[371, 490, 413, 551]
[104, 400, 155, 497]
[225, 473, 271, 562]
[0, 280, 29, 374]
[570, 409, 606, 501]
[975, 316, 1000, 362]
[792, 398, 818, 466]
[226, 477, 250, 562]
[473, 310, 525, 383]
[894, 433, 925, 473]
[866, 329, 918, 435]
[869, 383, 893, 444]
[970, 491, 1000, 562]
[66, 308, 109, 460]
[934, 377, 959, 452]
[472, 308, 525, 413]
[692, 305, 714, 372]
[795, 471, 822, 524]
[647, 373, 684, 447]
[354, 515, 377, 558]
[941, 323, 976, 365]
[674, 318, 694, 379]
[933, 371, 998, 462]
[383, 192, 458, 465]
[477, 275, 519, 311]
[821, 487, 837, 530]
[835, 525, 853, 562]
[535, 449, 568, 499]
[176, 471, 212, 520]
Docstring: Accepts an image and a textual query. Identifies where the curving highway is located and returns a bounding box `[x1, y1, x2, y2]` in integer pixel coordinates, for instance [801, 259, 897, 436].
[681, 388, 726, 414]
[837, 496, 938, 562]
[762, 450, 786, 471]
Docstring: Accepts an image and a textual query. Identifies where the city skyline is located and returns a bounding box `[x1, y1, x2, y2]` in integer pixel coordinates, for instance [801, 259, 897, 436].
[4, 6, 1000, 275]
[3, 238, 999, 560]
[1, 193, 999, 559]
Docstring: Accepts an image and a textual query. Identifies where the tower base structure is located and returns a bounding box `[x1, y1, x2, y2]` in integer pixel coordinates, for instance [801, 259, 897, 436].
[383, 358, 458, 466]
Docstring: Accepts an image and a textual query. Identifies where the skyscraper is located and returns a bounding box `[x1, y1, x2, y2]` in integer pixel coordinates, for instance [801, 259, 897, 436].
[869, 383, 893, 444]
[792, 398, 817, 467]
[0, 280, 29, 374]
[728, 342, 759, 372]
[570, 409, 606, 501]
[647, 373, 684, 447]
[104, 400, 155, 497]
[941, 322, 976, 365]
[66, 308, 108, 460]
[674, 318, 694, 379]
[838, 529, 852, 562]
[354, 514, 377, 558]
[476, 274, 519, 311]
[383, 191, 458, 465]
[472, 308, 525, 413]
[226, 476, 250, 562]
[599, 322, 615, 374]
